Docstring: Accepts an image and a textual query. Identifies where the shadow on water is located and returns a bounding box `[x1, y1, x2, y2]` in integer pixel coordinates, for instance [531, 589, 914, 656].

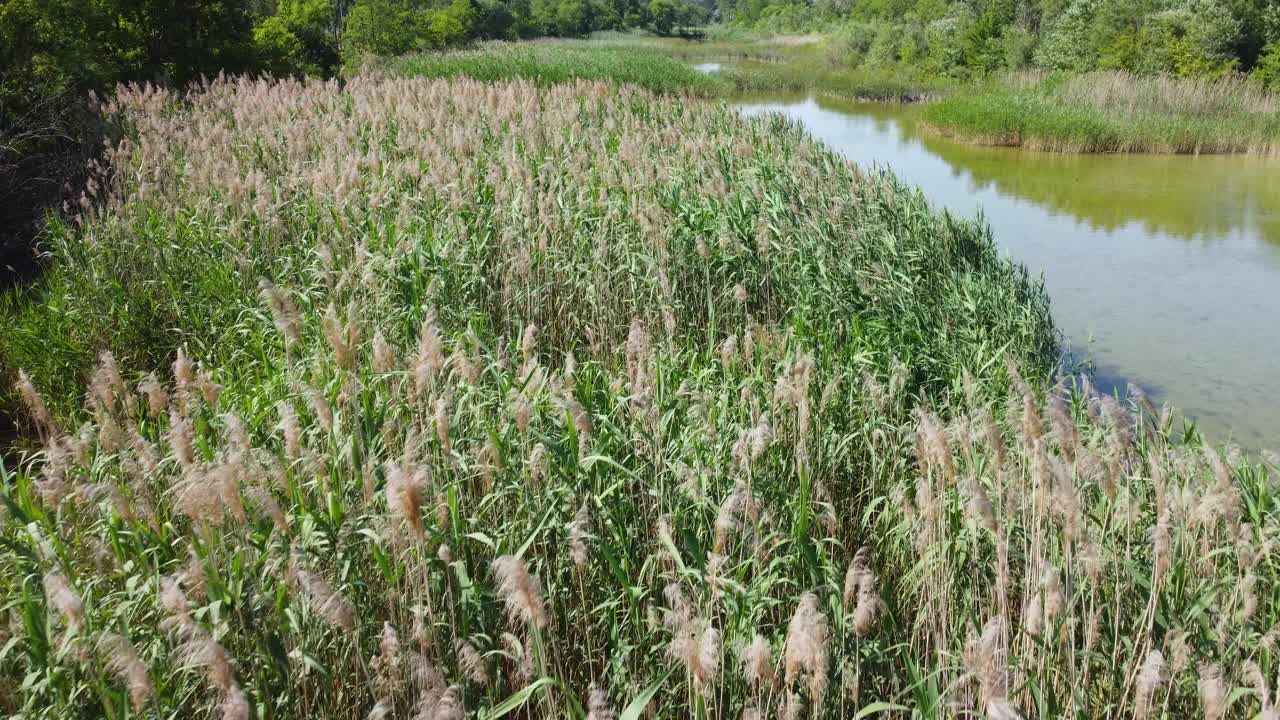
[735, 93, 1280, 451]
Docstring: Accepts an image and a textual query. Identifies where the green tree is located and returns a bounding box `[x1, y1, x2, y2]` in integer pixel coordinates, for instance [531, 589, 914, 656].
[960, 0, 1018, 74]
[105, 0, 259, 85]
[1034, 0, 1101, 70]
[273, 0, 340, 73]
[253, 14, 311, 75]
[649, 0, 679, 33]
[1255, 39, 1280, 85]
[343, 0, 417, 57]
[419, 0, 478, 47]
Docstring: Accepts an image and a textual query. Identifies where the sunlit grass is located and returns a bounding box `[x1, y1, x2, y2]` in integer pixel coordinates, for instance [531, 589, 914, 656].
[365, 40, 730, 96]
[923, 71, 1280, 155]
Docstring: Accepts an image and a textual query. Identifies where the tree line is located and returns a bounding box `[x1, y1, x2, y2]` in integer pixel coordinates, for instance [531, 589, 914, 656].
[725, 0, 1280, 84]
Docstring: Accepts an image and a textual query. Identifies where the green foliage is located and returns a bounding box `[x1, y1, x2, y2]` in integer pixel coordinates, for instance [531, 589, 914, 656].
[254, 15, 313, 76]
[268, 0, 341, 73]
[1034, 0, 1101, 71]
[719, 0, 1276, 81]
[647, 0, 708, 35]
[1255, 41, 1280, 87]
[650, 0, 681, 34]
[344, 0, 422, 56]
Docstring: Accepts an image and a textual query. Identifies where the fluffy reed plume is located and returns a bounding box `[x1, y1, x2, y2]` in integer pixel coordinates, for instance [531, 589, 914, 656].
[221, 683, 251, 720]
[304, 384, 334, 434]
[1134, 649, 1166, 720]
[1198, 663, 1227, 720]
[587, 686, 615, 720]
[367, 700, 393, 720]
[510, 390, 532, 434]
[570, 501, 591, 574]
[963, 617, 1017, 720]
[178, 633, 236, 695]
[90, 350, 125, 411]
[371, 622, 402, 697]
[167, 346, 194, 416]
[98, 632, 154, 712]
[15, 369, 55, 435]
[741, 634, 774, 689]
[296, 569, 356, 631]
[1022, 563, 1064, 637]
[520, 323, 538, 364]
[527, 442, 549, 490]
[43, 570, 85, 629]
[323, 302, 360, 369]
[415, 684, 464, 720]
[372, 331, 399, 373]
[175, 466, 225, 527]
[1045, 385, 1078, 454]
[277, 400, 300, 460]
[720, 334, 738, 368]
[491, 555, 547, 629]
[964, 475, 999, 533]
[168, 406, 195, 466]
[714, 488, 742, 554]
[668, 619, 721, 693]
[457, 639, 489, 686]
[434, 397, 452, 454]
[384, 460, 426, 539]
[1243, 661, 1278, 720]
[1101, 395, 1132, 453]
[260, 280, 302, 349]
[915, 409, 954, 482]
[843, 546, 881, 638]
[415, 313, 445, 396]
[784, 592, 829, 712]
[196, 364, 223, 409]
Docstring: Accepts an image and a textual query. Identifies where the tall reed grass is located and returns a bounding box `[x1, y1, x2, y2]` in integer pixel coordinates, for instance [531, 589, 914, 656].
[0, 74, 1275, 720]
[923, 71, 1280, 155]
[366, 41, 729, 96]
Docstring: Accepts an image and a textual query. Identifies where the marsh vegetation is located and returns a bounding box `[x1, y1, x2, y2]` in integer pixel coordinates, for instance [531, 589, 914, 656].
[1, 56, 1278, 720]
[3, 2, 1280, 719]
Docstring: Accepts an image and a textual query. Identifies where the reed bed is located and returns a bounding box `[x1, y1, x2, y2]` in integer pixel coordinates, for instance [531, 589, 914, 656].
[923, 71, 1280, 155]
[366, 41, 729, 95]
[0, 75, 1275, 720]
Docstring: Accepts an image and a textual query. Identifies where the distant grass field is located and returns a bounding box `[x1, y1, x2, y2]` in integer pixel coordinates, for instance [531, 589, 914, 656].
[923, 71, 1280, 155]
[586, 31, 951, 103]
[366, 40, 730, 95]
[373, 35, 949, 104]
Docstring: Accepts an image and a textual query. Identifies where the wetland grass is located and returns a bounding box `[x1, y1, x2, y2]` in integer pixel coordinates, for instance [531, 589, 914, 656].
[0, 72, 1276, 720]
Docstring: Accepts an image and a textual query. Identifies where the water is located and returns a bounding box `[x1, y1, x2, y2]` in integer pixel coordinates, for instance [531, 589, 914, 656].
[738, 94, 1280, 450]
[693, 62, 722, 74]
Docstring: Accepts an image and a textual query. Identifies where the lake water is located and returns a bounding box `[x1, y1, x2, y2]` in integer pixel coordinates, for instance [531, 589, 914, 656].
[737, 94, 1280, 450]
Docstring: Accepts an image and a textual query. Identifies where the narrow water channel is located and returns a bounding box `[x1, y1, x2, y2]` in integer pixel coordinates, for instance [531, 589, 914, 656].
[737, 93, 1280, 450]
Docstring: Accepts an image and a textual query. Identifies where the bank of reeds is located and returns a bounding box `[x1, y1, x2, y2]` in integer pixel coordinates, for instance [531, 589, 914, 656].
[0, 74, 1275, 720]
[923, 70, 1280, 155]
[366, 41, 729, 95]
